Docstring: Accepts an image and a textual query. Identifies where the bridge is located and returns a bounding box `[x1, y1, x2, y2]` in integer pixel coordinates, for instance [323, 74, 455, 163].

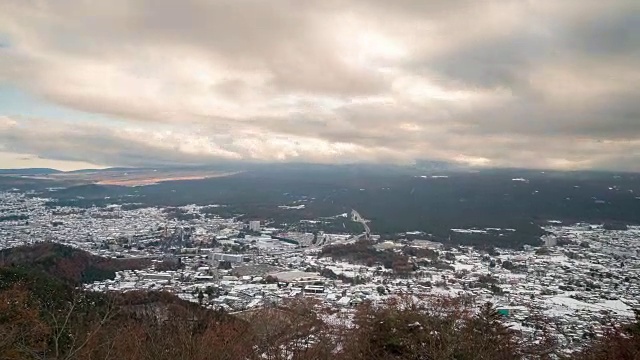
[350, 209, 371, 241]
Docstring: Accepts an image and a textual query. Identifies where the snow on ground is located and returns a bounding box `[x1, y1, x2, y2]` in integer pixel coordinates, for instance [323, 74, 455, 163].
[544, 294, 634, 317]
[453, 263, 475, 271]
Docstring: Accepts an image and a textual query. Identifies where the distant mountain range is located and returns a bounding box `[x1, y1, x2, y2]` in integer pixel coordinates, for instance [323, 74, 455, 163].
[0, 168, 63, 175]
[0, 161, 464, 176]
[0, 167, 139, 175]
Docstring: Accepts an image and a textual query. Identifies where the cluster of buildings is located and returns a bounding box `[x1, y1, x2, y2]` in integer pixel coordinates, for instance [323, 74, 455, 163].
[1, 190, 639, 352]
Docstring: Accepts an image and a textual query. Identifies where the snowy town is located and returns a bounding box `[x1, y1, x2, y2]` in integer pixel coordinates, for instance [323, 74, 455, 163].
[1, 190, 639, 354]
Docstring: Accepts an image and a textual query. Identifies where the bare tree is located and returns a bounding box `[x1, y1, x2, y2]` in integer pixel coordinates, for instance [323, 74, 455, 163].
[39, 291, 118, 360]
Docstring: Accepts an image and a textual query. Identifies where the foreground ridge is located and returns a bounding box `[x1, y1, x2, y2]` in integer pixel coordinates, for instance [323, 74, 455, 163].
[1, 243, 639, 360]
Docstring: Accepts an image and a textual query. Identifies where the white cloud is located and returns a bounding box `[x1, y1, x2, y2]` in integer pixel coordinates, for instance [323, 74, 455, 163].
[0, 0, 638, 170]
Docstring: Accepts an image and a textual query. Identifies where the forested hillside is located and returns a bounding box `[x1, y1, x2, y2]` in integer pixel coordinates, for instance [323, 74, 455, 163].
[0, 243, 150, 284]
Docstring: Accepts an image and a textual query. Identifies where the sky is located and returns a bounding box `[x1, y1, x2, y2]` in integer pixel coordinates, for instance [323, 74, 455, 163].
[0, 0, 639, 171]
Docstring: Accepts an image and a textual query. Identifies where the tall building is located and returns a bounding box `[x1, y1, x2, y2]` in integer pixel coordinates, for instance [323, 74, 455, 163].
[249, 220, 261, 232]
[544, 236, 557, 247]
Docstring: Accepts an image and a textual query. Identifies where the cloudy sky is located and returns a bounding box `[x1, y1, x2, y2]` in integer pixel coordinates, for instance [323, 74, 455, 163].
[0, 0, 639, 171]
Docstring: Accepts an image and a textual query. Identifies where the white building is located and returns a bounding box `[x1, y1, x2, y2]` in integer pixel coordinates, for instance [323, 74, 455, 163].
[411, 239, 444, 250]
[544, 236, 557, 247]
[249, 220, 261, 232]
[210, 252, 244, 264]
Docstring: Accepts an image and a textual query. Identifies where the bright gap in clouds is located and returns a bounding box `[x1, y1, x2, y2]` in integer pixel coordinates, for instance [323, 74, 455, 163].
[342, 28, 408, 68]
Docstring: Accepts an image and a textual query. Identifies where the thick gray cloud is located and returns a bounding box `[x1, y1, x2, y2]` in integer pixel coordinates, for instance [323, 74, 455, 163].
[0, 0, 639, 170]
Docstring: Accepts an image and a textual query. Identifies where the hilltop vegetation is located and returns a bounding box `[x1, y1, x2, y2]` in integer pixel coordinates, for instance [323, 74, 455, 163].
[319, 240, 415, 274]
[0, 243, 639, 359]
[0, 242, 150, 284]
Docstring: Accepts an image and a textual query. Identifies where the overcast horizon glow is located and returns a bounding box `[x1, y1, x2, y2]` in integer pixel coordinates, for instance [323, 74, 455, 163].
[0, 0, 639, 171]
